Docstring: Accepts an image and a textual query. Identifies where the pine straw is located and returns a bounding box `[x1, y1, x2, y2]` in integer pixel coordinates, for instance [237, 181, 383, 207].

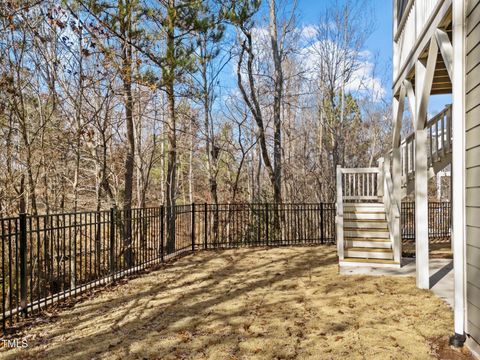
[1, 246, 456, 359]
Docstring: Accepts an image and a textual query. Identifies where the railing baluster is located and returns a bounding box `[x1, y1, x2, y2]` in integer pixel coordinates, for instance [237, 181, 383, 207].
[447, 106, 452, 152]
[353, 174, 356, 198]
[441, 112, 445, 151]
[431, 123, 435, 161]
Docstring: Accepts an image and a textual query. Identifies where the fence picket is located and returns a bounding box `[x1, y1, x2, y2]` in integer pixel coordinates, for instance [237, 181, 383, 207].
[0, 201, 450, 333]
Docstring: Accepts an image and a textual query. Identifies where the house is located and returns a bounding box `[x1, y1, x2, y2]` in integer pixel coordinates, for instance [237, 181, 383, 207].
[336, 0, 480, 352]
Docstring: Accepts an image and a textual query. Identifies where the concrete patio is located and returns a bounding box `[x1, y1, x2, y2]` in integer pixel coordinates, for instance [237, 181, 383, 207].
[340, 257, 454, 307]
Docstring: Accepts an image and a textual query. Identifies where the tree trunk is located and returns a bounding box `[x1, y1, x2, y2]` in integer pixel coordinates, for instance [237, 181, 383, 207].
[237, 33, 276, 201]
[269, 0, 283, 237]
[120, 0, 135, 267]
[201, 45, 219, 243]
[269, 0, 283, 206]
[165, 0, 177, 254]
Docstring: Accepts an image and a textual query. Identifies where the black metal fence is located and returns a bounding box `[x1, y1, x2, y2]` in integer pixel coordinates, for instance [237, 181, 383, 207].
[0, 201, 451, 333]
[0, 202, 335, 333]
[202, 203, 336, 248]
[401, 202, 451, 240]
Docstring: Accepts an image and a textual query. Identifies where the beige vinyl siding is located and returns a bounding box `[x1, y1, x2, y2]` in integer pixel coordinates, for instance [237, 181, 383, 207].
[466, 0, 480, 343]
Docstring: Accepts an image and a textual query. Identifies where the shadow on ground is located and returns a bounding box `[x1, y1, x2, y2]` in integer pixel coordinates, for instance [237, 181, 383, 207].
[0, 246, 461, 360]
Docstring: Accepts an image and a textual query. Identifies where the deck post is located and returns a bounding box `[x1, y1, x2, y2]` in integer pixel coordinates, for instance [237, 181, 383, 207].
[392, 146, 402, 264]
[414, 57, 430, 290]
[451, 0, 466, 343]
[415, 127, 429, 289]
[412, 36, 438, 289]
[392, 92, 403, 264]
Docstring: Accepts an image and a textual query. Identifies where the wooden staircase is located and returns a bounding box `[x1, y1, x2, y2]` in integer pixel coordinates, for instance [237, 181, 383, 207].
[336, 166, 401, 268]
[336, 104, 452, 269]
[340, 202, 400, 267]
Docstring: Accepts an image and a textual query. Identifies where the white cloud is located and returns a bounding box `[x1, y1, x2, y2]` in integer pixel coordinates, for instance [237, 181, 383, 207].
[299, 25, 318, 41]
[297, 37, 386, 101]
[229, 24, 386, 103]
[346, 52, 385, 100]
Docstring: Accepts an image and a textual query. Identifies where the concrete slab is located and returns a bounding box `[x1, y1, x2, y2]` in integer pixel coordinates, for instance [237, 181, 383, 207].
[340, 257, 454, 307]
[430, 260, 454, 307]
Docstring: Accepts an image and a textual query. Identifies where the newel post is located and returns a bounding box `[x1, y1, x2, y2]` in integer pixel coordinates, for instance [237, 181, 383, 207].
[377, 157, 385, 199]
[336, 165, 344, 260]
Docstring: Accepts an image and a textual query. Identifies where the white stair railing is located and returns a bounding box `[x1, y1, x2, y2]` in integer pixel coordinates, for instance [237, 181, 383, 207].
[336, 166, 382, 261]
[380, 157, 402, 263]
[337, 167, 381, 202]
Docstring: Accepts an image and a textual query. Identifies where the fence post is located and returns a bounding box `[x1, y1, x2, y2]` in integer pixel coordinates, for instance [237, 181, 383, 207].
[19, 213, 27, 315]
[265, 204, 269, 246]
[191, 203, 196, 252]
[204, 203, 208, 250]
[320, 203, 324, 244]
[109, 207, 116, 281]
[160, 205, 164, 262]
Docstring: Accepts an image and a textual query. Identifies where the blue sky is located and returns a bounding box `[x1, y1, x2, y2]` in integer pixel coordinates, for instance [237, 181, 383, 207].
[298, 0, 392, 87]
[220, 0, 450, 116]
[296, 0, 450, 114]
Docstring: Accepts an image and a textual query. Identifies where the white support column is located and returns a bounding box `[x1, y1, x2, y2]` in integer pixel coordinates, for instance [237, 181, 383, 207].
[415, 127, 429, 289]
[392, 93, 405, 264]
[452, 0, 466, 341]
[392, 146, 402, 263]
[415, 59, 430, 290]
[413, 37, 438, 289]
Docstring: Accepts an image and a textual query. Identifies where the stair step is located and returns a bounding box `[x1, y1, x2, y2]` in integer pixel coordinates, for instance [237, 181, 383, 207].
[340, 258, 401, 268]
[344, 203, 384, 210]
[344, 202, 384, 206]
[344, 229, 390, 238]
[344, 207, 385, 214]
[344, 228, 389, 231]
[345, 237, 392, 242]
[344, 213, 386, 220]
[344, 221, 388, 229]
[345, 239, 391, 248]
[344, 247, 393, 260]
[346, 247, 392, 252]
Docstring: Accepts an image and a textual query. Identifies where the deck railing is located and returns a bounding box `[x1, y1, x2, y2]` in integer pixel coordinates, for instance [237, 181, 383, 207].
[401, 104, 452, 179]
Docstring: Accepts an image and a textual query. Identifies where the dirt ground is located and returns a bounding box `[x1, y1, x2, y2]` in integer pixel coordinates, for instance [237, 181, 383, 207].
[0, 246, 469, 360]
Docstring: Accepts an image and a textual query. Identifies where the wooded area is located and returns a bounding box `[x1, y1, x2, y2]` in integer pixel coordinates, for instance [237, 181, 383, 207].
[0, 0, 390, 220]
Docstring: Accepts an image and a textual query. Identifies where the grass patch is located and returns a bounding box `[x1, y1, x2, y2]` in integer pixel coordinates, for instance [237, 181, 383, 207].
[0, 246, 459, 359]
